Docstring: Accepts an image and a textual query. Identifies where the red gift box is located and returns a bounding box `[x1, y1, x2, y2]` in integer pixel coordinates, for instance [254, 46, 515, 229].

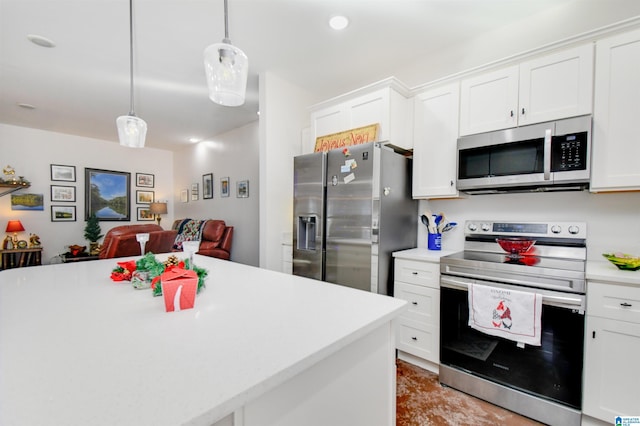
[160, 268, 198, 312]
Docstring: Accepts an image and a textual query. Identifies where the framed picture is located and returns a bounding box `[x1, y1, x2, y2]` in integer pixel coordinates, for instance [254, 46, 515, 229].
[50, 164, 76, 182]
[237, 180, 249, 198]
[51, 205, 76, 222]
[220, 177, 230, 197]
[180, 188, 189, 203]
[137, 207, 154, 221]
[50, 185, 76, 202]
[136, 190, 154, 204]
[203, 173, 213, 199]
[191, 183, 199, 201]
[84, 168, 130, 221]
[136, 173, 154, 188]
[10, 193, 44, 211]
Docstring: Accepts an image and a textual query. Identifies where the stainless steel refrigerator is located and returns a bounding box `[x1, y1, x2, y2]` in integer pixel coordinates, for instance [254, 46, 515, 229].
[293, 142, 417, 296]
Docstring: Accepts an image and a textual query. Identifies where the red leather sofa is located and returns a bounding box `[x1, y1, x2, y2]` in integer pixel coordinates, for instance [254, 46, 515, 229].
[98, 224, 177, 259]
[172, 219, 233, 260]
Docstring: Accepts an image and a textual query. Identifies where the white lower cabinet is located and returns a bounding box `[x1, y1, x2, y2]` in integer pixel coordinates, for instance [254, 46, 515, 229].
[582, 281, 640, 422]
[394, 258, 440, 372]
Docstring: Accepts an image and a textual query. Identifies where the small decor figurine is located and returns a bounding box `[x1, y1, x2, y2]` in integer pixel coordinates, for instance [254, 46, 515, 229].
[3, 235, 13, 250]
[68, 245, 86, 257]
[29, 233, 41, 247]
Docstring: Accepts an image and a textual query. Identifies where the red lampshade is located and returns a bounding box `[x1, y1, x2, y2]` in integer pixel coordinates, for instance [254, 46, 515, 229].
[6, 220, 25, 233]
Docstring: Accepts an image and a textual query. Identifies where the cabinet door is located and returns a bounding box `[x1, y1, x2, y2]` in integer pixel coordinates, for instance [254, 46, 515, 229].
[348, 90, 389, 136]
[583, 316, 640, 421]
[311, 104, 348, 140]
[591, 29, 640, 191]
[413, 83, 459, 198]
[459, 65, 518, 136]
[518, 44, 594, 125]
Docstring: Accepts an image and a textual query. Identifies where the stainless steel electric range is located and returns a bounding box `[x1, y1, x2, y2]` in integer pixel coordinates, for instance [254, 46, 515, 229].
[439, 220, 587, 426]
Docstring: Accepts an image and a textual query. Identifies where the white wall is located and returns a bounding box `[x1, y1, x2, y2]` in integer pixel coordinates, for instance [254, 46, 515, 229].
[172, 122, 260, 266]
[418, 191, 640, 261]
[0, 124, 173, 263]
[259, 72, 315, 271]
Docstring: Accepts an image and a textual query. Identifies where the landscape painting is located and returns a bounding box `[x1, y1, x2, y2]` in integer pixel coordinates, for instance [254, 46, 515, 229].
[85, 168, 130, 221]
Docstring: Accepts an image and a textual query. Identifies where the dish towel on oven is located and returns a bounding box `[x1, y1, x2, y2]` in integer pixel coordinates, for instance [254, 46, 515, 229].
[468, 284, 543, 346]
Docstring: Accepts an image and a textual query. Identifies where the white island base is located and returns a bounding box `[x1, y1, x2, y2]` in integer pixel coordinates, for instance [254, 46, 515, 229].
[226, 323, 396, 426]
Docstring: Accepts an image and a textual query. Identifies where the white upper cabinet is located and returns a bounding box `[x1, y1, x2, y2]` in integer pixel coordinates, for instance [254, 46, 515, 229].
[309, 79, 411, 153]
[518, 44, 594, 125]
[591, 28, 640, 192]
[459, 44, 594, 136]
[459, 65, 519, 136]
[412, 83, 460, 199]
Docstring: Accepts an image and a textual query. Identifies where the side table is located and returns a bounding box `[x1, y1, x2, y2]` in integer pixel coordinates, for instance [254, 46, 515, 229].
[0, 247, 43, 270]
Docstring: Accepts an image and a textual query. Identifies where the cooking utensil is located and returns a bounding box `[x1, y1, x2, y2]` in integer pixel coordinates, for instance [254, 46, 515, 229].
[496, 237, 536, 257]
[436, 212, 447, 233]
[420, 211, 437, 233]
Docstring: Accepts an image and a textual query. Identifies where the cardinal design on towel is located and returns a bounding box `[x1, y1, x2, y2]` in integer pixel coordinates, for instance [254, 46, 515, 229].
[492, 300, 513, 329]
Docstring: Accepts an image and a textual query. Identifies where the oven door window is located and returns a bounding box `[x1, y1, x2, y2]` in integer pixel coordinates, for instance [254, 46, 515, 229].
[440, 286, 584, 409]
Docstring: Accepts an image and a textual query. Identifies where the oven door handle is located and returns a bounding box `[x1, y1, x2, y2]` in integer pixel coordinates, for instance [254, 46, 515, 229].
[440, 276, 585, 311]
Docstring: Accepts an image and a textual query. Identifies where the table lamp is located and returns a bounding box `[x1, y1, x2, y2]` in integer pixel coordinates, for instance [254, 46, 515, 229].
[6, 220, 25, 248]
[149, 202, 167, 226]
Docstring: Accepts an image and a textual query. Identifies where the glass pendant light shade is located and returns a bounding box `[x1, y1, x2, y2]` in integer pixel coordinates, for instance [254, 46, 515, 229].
[117, 0, 146, 148]
[117, 114, 147, 148]
[204, 41, 248, 106]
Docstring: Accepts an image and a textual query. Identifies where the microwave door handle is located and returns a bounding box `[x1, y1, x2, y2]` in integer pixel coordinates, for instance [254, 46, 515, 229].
[544, 129, 552, 180]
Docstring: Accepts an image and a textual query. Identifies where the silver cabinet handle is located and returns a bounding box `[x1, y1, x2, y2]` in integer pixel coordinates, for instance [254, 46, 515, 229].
[621, 302, 633, 307]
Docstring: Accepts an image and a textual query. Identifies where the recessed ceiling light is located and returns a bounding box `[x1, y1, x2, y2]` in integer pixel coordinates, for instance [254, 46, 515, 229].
[189, 137, 201, 143]
[27, 34, 56, 48]
[329, 15, 349, 31]
[17, 103, 36, 109]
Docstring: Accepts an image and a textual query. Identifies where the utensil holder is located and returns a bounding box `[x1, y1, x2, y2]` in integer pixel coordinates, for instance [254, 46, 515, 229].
[427, 233, 442, 250]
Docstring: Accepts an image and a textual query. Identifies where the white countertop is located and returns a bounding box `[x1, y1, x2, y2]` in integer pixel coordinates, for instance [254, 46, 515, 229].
[392, 247, 458, 262]
[0, 254, 407, 426]
[586, 260, 640, 286]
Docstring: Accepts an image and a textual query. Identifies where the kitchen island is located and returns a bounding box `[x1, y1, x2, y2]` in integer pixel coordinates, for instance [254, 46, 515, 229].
[0, 253, 406, 426]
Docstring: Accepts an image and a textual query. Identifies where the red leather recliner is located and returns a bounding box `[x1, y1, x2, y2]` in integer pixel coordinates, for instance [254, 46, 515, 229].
[99, 224, 178, 259]
[172, 219, 233, 260]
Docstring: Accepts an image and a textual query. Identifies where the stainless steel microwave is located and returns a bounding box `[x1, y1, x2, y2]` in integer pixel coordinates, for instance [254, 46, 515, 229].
[456, 115, 592, 194]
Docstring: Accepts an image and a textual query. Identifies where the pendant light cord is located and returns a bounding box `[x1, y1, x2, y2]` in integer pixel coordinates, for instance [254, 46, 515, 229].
[223, 0, 230, 43]
[128, 0, 136, 116]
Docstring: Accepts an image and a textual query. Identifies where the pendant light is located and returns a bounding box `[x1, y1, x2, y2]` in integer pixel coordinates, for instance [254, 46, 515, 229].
[203, 0, 248, 107]
[116, 0, 147, 148]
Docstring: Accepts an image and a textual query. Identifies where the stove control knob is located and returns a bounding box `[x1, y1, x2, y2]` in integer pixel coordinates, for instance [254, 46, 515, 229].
[468, 223, 477, 232]
[481, 223, 490, 232]
[568, 225, 580, 235]
[551, 225, 562, 234]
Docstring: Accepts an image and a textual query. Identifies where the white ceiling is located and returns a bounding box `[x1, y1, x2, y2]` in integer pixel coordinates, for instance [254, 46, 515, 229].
[0, 0, 638, 151]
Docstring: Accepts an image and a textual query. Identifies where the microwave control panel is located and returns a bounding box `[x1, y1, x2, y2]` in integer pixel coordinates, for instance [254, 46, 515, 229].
[551, 131, 588, 171]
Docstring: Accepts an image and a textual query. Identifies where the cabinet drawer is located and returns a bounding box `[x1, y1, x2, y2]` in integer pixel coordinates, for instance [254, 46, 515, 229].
[395, 282, 439, 324]
[395, 259, 439, 288]
[588, 281, 640, 324]
[396, 317, 439, 363]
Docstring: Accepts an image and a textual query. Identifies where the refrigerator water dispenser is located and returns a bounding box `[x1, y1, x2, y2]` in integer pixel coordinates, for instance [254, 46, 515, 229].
[297, 216, 317, 251]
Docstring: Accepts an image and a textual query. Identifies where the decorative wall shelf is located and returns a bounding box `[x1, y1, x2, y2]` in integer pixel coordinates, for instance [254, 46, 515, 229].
[0, 182, 31, 198]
